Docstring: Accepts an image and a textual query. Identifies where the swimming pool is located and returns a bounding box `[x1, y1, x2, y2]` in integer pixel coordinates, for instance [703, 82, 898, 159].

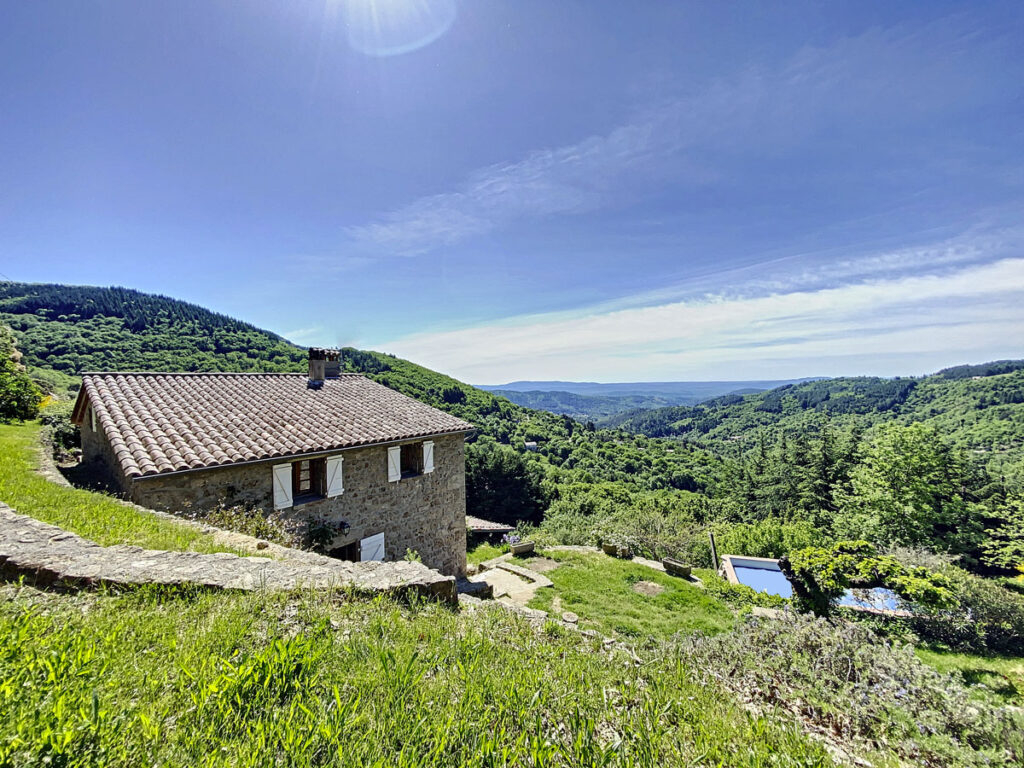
[723, 555, 904, 613]
[730, 561, 794, 598]
[837, 587, 902, 612]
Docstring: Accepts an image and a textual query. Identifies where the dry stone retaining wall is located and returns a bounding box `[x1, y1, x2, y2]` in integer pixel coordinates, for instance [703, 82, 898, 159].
[0, 503, 455, 603]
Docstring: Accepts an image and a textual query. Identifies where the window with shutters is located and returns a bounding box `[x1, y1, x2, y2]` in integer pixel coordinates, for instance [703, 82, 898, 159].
[400, 443, 423, 478]
[292, 458, 326, 505]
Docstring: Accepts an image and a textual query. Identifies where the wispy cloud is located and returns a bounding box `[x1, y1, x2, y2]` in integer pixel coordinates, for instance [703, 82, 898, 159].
[344, 117, 666, 255]
[344, 16, 1007, 257]
[379, 257, 1024, 382]
[282, 325, 325, 345]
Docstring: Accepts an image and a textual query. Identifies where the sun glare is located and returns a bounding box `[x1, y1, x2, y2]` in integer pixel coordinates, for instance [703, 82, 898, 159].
[340, 0, 457, 57]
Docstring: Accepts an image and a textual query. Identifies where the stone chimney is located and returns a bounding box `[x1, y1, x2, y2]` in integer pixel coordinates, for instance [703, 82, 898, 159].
[308, 348, 341, 384]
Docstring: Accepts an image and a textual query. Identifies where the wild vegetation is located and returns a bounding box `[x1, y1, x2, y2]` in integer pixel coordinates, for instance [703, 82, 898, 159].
[0, 584, 840, 768]
[0, 325, 42, 422]
[608, 364, 1024, 466]
[1, 283, 305, 387]
[681, 612, 1024, 766]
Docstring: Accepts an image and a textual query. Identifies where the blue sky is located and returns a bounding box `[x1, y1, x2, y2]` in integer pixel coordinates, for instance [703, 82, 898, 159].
[2, 0, 1023, 383]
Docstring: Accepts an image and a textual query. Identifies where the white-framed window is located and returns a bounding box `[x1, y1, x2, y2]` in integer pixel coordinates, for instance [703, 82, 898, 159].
[388, 441, 434, 482]
[273, 455, 343, 509]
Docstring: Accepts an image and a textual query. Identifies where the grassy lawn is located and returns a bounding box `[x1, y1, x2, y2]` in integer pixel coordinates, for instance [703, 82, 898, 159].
[0, 422, 240, 555]
[0, 584, 834, 767]
[467, 541, 507, 565]
[527, 550, 734, 641]
[915, 647, 1024, 704]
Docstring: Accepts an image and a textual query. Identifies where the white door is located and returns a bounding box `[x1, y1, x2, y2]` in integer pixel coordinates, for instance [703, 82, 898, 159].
[360, 532, 385, 562]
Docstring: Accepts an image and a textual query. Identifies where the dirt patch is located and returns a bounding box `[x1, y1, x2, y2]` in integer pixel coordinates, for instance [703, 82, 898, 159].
[632, 580, 665, 597]
[525, 557, 560, 573]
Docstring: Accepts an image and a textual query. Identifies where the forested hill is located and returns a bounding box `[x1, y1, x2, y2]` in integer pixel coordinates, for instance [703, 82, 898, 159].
[609, 363, 1024, 460]
[0, 282, 306, 379]
[2, 282, 724, 504]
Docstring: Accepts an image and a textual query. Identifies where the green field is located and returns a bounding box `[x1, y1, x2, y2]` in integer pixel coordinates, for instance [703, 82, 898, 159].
[527, 550, 734, 641]
[0, 422, 240, 555]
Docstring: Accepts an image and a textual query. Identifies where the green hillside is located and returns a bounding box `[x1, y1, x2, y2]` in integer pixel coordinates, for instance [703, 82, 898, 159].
[609, 365, 1024, 464]
[0, 283, 307, 380]
[6, 281, 1024, 576]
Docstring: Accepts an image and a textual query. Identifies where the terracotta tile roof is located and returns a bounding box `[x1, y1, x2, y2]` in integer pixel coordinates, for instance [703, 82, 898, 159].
[73, 373, 475, 479]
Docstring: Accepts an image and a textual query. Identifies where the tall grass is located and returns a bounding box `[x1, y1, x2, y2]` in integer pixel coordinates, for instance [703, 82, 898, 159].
[0, 422, 240, 554]
[0, 585, 834, 767]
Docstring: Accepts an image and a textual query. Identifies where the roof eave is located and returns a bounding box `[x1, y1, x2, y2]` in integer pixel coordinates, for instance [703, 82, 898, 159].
[70, 384, 91, 425]
[129, 427, 476, 482]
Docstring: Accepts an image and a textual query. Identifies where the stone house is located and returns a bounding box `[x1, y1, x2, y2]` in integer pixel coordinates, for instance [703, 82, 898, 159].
[71, 350, 475, 576]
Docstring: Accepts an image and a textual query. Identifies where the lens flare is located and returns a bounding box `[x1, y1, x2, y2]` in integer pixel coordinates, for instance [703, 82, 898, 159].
[341, 0, 457, 57]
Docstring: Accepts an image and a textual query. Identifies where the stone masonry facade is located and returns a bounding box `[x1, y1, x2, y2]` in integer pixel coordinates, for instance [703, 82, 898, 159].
[80, 410, 468, 577]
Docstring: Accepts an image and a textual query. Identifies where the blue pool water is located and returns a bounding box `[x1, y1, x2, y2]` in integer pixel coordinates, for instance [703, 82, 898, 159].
[731, 558, 904, 612]
[732, 564, 794, 598]
[837, 588, 902, 612]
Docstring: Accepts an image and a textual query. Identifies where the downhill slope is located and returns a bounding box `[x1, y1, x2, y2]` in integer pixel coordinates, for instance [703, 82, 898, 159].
[481, 378, 817, 424]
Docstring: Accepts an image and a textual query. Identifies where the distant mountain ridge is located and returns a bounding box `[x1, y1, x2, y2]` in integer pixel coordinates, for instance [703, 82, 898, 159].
[0, 281, 727, 499]
[480, 378, 822, 423]
[480, 378, 820, 398]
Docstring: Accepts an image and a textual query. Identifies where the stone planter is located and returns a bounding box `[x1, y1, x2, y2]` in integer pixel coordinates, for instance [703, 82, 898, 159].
[662, 557, 691, 579]
[603, 542, 632, 558]
[510, 540, 535, 556]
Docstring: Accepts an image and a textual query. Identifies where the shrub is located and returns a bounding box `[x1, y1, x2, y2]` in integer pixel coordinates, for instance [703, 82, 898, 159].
[183, 504, 298, 548]
[908, 566, 1024, 655]
[712, 519, 824, 560]
[0, 325, 41, 422]
[38, 399, 79, 457]
[681, 612, 1024, 766]
[781, 541, 956, 616]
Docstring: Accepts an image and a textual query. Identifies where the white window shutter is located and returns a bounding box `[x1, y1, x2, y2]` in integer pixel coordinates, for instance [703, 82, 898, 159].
[272, 463, 293, 510]
[89, 406, 97, 432]
[325, 456, 344, 498]
[360, 532, 385, 561]
[387, 446, 402, 482]
[423, 441, 435, 474]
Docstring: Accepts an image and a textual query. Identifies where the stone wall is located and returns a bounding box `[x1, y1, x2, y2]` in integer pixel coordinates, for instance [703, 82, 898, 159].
[80, 404, 133, 492]
[0, 503, 456, 602]
[83, 424, 468, 577]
